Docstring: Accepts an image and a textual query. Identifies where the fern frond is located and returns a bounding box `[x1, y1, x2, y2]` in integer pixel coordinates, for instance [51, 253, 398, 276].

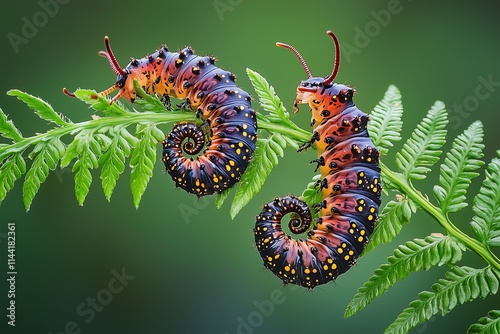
[247, 68, 289, 121]
[98, 126, 138, 201]
[469, 309, 500, 334]
[61, 129, 100, 205]
[23, 138, 65, 210]
[132, 80, 170, 113]
[434, 121, 484, 214]
[247, 68, 310, 142]
[300, 174, 323, 211]
[0, 154, 26, 205]
[364, 196, 416, 252]
[129, 123, 164, 208]
[396, 101, 448, 180]
[0, 108, 23, 142]
[215, 188, 231, 209]
[471, 156, 500, 247]
[346, 235, 464, 318]
[7, 89, 70, 126]
[385, 266, 500, 334]
[73, 89, 129, 117]
[230, 134, 287, 219]
[368, 85, 404, 155]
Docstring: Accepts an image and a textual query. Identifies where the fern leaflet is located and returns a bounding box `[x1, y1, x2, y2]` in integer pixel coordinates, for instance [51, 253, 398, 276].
[368, 84, 404, 155]
[385, 266, 500, 334]
[434, 121, 484, 214]
[346, 235, 464, 318]
[471, 155, 500, 247]
[395, 101, 448, 180]
[469, 310, 500, 334]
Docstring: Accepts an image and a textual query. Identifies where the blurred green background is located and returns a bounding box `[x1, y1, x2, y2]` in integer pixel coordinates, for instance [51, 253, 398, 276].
[1, 0, 500, 333]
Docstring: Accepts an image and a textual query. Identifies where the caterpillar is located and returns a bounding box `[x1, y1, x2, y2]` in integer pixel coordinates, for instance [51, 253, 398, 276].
[254, 31, 382, 289]
[64, 36, 257, 197]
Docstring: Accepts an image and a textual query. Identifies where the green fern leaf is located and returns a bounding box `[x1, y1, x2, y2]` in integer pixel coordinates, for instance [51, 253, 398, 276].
[133, 80, 169, 113]
[230, 134, 286, 219]
[98, 127, 138, 201]
[368, 85, 404, 155]
[469, 310, 500, 334]
[247, 68, 289, 120]
[385, 266, 500, 334]
[396, 101, 448, 180]
[73, 89, 129, 117]
[7, 89, 70, 126]
[300, 174, 323, 211]
[346, 235, 464, 318]
[22, 138, 66, 210]
[215, 188, 231, 209]
[0, 153, 26, 205]
[61, 129, 100, 205]
[434, 121, 484, 214]
[0, 108, 23, 142]
[364, 196, 416, 252]
[471, 156, 500, 247]
[129, 123, 164, 208]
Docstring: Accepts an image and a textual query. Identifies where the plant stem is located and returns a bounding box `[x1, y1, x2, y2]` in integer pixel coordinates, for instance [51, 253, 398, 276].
[381, 162, 500, 272]
[0, 111, 195, 156]
[256, 115, 311, 143]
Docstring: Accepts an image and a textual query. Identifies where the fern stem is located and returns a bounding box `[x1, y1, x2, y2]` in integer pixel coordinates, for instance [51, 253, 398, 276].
[256, 116, 311, 143]
[380, 161, 500, 272]
[0, 112, 195, 156]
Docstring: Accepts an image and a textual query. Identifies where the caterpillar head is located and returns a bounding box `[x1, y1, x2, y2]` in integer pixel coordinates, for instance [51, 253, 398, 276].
[277, 30, 351, 123]
[63, 36, 138, 104]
